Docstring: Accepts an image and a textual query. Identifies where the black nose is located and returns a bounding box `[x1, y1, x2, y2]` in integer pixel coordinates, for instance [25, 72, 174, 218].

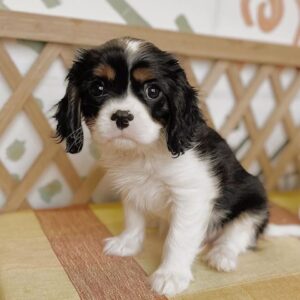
[111, 110, 134, 130]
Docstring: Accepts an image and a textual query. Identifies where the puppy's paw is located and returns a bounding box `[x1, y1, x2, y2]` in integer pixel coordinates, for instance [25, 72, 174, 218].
[204, 246, 237, 272]
[150, 267, 192, 296]
[103, 234, 143, 257]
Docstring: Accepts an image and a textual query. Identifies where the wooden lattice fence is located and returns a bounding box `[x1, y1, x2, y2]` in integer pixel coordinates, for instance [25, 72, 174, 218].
[0, 11, 299, 211]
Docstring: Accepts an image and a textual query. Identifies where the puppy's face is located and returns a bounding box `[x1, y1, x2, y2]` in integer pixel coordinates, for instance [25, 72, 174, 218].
[55, 38, 203, 156]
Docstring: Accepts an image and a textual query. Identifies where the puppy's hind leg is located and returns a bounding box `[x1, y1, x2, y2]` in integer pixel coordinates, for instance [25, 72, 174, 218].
[204, 213, 264, 272]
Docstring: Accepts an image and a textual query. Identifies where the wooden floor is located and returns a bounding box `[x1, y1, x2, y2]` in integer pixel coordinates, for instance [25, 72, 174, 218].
[0, 202, 299, 300]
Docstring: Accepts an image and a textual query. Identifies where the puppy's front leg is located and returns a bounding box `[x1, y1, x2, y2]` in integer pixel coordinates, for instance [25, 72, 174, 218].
[151, 197, 211, 296]
[104, 201, 145, 256]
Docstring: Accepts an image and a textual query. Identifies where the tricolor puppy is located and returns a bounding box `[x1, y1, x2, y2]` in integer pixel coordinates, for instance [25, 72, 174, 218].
[54, 37, 299, 296]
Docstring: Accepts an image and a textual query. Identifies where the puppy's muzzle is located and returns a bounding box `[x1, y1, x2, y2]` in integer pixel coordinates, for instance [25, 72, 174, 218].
[111, 110, 134, 130]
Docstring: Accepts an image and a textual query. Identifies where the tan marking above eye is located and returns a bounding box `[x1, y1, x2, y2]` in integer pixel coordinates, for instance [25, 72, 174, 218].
[93, 64, 116, 81]
[132, 67, 154, 82]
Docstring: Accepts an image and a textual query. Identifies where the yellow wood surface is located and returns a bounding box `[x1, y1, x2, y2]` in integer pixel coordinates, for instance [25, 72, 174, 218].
[0, 211, 80, 300]
[270, 190, 300, 215]
[91, 202, 300, 300]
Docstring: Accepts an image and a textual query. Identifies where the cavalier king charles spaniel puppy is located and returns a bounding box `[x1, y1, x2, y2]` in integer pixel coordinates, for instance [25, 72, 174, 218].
[54, 37, 298, 296]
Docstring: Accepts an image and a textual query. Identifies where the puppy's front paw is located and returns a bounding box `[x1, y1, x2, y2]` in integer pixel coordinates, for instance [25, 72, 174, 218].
[150, 267, 192, 296]
[103, 234, 142, 257]
[204, 246, 237, 272]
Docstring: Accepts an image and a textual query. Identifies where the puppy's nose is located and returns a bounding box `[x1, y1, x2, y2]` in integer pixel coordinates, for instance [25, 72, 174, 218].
[111, 110, 134, 130]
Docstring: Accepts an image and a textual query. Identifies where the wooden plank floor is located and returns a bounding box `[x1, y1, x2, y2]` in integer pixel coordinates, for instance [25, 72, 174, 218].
[0, 202, 299, 300]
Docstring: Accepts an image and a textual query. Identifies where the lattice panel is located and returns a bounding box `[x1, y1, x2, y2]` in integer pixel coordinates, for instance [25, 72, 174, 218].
[0, 40, 105, 211]
[0, 12, 299, 212]
[181, 57, 300, 191]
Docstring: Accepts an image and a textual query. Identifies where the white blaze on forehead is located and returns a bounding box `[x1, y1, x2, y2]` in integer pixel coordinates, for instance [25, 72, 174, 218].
[124, 39, 142, 64]
[125, 39, 141, 53]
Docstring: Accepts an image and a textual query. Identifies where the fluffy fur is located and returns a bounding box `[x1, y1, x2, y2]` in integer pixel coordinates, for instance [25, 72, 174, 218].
[54, 37, 299, 296]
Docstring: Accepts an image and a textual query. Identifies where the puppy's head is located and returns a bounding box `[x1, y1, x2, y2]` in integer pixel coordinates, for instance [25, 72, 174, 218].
[54, 37, 204, 156]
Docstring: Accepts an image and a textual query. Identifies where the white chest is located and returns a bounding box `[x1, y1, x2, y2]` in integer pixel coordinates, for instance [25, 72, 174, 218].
[109, 156, 171, 214]
[105, 148, 219, 216]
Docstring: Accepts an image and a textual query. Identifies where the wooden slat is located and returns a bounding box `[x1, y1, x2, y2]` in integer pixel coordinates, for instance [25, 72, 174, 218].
[0, 39, 100, 209]
[54, 151, 82, 191]
[0, 42, 81, 192]
[4, 142, 59, 212]
[1, 11, 300, 67]
[220, 65, 273, 138]
[179, 56, 215, 128]
[0, 43, 60, 136]
[271, 70, 298, 137]
[60, 45, 75, 68]
[72, 167, 106, 205]
[201, 61, 229, 94]
[270, 69, 300, 175]
[266, 130, 300, 190]
[0, 162, 16, 195]
[24, 103, 82, 191]
[242, 73, 300, 168]
[227, 65, 272, 177]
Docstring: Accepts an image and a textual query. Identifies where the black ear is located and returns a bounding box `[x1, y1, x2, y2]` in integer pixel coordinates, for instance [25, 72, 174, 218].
[166, 71, 205, 157]
[54, 81, 83, 154]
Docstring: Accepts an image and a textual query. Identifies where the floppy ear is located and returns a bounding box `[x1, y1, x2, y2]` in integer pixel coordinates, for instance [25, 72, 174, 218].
[166, 72, 204, 157]
[54, 81, 83, 154]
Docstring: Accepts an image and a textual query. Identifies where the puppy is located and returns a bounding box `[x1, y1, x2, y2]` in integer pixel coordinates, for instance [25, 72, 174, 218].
[54, 37, 271, 296]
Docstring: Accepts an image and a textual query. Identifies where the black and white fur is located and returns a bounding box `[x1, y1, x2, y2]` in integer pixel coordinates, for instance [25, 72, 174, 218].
[54, 37, 300, 296]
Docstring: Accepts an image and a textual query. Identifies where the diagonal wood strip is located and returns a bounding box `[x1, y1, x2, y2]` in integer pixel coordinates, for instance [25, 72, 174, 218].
[3, 142, 59, 211]
[201, 60, 229, 95]
[220, 65, 273, 138]
[270, 70, 300, 174]
[35, 205, 166, 300]
[266, 129, 300, 190]
[0, 40, 103, 208]
[0, 161, 16, 195]
[72, 167, 106, 205]
[242, 73, 300, 168]
[0, 41, 81, 192]
[179, 56, 215, 129]
[0, 42, 60, 136]
[60, 45, 76, 68]
[227, 64, 272, 178]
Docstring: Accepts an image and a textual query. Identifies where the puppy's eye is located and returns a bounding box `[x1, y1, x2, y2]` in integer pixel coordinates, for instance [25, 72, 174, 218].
[145, 84, 161, 100]
[89, 80, 105, 97]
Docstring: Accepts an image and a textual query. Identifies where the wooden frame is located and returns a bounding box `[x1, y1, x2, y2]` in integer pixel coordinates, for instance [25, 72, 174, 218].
[0, 11, 299, 212]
